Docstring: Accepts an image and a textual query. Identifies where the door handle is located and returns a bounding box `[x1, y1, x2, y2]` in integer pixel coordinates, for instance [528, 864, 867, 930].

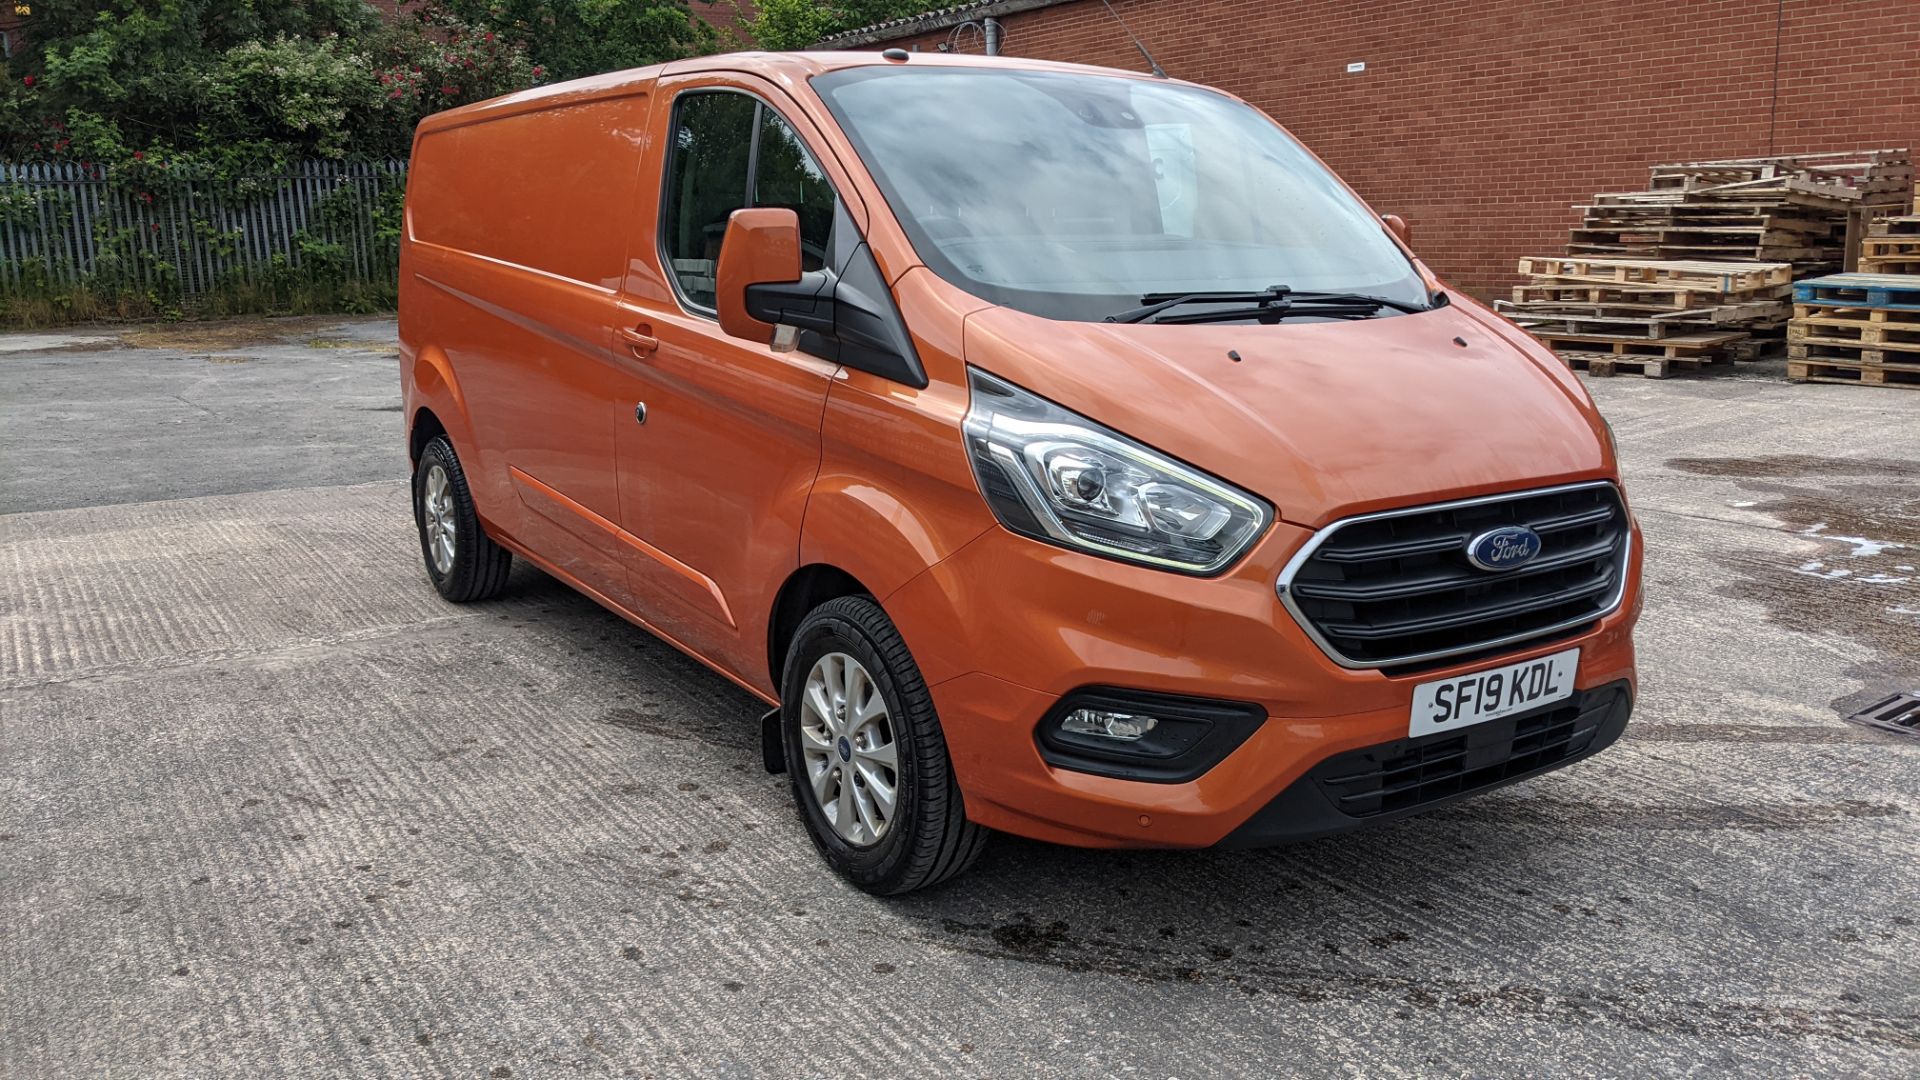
[619, 325, 659, 358]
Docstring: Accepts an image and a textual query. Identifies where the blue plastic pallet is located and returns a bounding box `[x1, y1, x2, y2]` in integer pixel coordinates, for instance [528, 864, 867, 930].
[1793, 272, 1920, 311]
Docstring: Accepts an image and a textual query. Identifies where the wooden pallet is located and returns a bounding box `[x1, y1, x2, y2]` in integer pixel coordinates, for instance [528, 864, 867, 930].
[1530, 329, 1747, 357]
[1566, 243, 1837, 262]
[1789, 341, 1920, 365]
[1515, 257, 1793, 292]
[1556, 349, 1731, 379]
[1787, 357, 1920, 389]
[1571, 224, 1812, 240]
[1566, 153, 1912, 285]
[1789, 307, 1920, 349]
[1574, 207, 1835, 227]
[1500, 300, 1782, 333]
[1789, 331, 1920, 356]
[1645, 151, 1914, 200]
[1866, 216, 1920, 237]
[1509, 282, 1792, 306]
[1860, 258, 1920, 276]
[1862, 236, 1920, 258]
[1791, 273, 1920, 311]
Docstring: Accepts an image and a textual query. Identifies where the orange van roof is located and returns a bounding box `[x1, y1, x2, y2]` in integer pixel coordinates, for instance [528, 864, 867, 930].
[415, 50, 1182, 136]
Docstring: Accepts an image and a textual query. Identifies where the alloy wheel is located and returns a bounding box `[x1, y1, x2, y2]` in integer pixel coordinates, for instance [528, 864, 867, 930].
[422, 463, 457, 574]
[799, 651, 899, 846]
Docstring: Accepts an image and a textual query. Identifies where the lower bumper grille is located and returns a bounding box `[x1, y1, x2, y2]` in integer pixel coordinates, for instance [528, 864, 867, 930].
[1215, 681, 1633, 849]
[1313, 684, 1630, 818]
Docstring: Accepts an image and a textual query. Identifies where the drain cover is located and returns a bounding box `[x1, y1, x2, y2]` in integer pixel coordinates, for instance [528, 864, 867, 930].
[1846, 693, 1920, 736]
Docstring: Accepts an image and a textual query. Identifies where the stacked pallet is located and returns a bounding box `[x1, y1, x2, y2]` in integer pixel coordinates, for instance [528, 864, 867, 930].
[1568, 150, 1914, 277]
[1645, 149, 1913, 209]
[1497, 256, 1792, 378]
[1860, 216, 1920, 276]
[1788, 273, 1920, 390]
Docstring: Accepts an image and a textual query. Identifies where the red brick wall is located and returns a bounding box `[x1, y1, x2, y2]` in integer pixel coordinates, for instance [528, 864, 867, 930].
[862, 0, 1920, 295]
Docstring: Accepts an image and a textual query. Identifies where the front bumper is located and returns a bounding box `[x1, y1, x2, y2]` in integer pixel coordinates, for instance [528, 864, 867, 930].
[1218, 680, 1632, 847]
[885, 504, 1642, 849]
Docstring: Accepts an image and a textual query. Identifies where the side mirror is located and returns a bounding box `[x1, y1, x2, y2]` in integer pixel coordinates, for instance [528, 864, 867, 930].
[1382, 213, 1412, 246]
[716, 207, 803, 346]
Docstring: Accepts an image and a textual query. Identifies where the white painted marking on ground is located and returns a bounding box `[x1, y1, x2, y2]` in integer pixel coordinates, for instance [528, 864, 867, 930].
[1800, 523, 1904, 559]
[1795, 561, 1850, 580]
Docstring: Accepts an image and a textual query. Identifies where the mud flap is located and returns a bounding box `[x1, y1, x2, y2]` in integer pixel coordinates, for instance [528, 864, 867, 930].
[760, 706, 785, 774]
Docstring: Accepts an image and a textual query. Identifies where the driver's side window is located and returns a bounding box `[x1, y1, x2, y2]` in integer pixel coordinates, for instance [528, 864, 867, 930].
[662, 90, 835, 311]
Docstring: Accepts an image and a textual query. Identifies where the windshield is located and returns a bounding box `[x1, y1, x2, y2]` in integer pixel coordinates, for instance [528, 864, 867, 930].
[811, 66, 1428, 322]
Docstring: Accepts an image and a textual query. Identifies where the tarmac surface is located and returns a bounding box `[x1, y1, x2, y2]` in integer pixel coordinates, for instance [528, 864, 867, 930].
[3, 316, 1918, 1077]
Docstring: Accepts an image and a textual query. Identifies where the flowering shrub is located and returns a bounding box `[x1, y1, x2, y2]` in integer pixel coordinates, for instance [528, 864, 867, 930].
[365, 11, 537, 143]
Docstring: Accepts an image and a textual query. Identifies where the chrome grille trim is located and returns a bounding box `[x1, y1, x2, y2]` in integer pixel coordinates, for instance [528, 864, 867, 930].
[1276, 481, 1632, 671]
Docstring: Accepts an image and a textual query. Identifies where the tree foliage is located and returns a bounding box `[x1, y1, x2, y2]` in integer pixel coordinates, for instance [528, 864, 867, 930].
[745, 0, 952, 52]
[429, 0, 719, 83]
[0, 1, 722, 170]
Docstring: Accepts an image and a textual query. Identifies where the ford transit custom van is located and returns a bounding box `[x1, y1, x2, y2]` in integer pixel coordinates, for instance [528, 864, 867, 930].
[399, 52, 1641, 894]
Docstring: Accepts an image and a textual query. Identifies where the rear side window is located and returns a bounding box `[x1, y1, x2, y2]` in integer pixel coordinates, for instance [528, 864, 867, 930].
[662, 91, 835, 310]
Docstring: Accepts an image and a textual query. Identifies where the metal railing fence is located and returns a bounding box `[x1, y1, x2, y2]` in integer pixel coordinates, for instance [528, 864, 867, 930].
[0, 159, 407, 297]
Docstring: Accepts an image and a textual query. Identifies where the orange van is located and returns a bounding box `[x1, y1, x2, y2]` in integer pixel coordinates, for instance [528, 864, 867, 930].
[399, 51, 1641, 893]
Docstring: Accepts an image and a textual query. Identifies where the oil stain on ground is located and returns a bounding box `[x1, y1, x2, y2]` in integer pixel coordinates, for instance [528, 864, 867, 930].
[1425, 795, 1902, 832]
[600, 706, 754, 749]
[1667, 455, 1920, 480]
[1666, 456, 1920, 665]
[918, 916, 1920, 1049]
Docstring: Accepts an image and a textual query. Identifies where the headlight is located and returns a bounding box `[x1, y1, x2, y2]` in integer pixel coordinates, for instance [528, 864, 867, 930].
[962, 368, 1272, 574]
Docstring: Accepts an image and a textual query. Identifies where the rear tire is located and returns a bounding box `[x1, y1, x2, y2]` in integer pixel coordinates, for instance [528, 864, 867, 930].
[412, 435, 511, 603]
[781, 596, 988, 894]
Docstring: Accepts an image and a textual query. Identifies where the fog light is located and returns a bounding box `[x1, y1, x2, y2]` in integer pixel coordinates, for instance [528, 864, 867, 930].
[1060, 708, 1159, 741]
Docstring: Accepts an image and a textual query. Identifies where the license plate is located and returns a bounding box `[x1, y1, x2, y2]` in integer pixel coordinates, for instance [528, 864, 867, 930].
[1409, 647, 1579, 738]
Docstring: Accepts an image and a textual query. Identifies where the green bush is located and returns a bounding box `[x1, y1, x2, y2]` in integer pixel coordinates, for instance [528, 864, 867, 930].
[745, 0, 951, 51]
[0, 1, 952, 324]
[1, 1, 721, 169]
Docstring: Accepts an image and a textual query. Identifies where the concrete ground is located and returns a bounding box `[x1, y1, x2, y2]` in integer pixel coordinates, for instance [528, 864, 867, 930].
[2, 316, 1917, 1078]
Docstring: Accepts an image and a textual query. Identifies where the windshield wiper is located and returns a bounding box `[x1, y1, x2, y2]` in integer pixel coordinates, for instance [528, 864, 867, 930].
[1102, 285, 1430, 325]
[1144, 304, 1384, 327]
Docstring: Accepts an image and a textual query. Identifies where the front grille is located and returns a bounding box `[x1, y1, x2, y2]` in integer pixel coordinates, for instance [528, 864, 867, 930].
[1313, 686, 1626, 818]
[1279, 482, 1630, 669]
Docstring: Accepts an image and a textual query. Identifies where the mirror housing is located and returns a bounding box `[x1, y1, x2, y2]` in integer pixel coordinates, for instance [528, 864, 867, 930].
[1382, 213, 1412, 246]
[717, 207, 803, 346]
[707, 198, 928, 388]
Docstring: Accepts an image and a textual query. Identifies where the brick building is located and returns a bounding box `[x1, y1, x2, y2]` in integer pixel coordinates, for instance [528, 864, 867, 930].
[818, 0, 1920, 295]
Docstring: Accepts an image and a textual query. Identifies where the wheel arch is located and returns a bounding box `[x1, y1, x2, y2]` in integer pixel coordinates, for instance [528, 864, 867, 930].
[406, 341, 474, 464]
[767, 563, 874, 691]
[409, 405, 448, 465]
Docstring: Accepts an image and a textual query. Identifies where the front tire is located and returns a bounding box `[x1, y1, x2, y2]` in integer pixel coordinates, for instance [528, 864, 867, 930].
[781, 596, 987, 894]
[412, 435, 511, 602]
